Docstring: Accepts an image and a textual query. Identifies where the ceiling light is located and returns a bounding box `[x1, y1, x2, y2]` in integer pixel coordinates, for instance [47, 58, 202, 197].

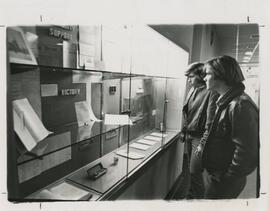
[243, 56, 250, 60]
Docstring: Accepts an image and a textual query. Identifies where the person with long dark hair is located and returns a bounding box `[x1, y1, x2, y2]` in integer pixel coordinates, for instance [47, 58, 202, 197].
[202, 55, 259, 199]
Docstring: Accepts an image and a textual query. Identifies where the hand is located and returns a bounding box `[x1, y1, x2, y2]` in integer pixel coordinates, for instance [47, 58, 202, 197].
[195, 144, 204, 157]
[179, 132, 186, 143]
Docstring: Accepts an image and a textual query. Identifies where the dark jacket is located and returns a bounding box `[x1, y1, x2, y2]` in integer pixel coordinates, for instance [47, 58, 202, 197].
[182, 85, 219, 144]
[202, 83, 259, 179]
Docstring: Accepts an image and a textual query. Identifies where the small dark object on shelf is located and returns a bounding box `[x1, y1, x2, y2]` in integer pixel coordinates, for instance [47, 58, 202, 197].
[86, 163, 107, 180]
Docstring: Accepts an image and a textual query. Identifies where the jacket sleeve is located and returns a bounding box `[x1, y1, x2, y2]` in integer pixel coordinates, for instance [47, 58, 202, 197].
[223, 99, 259, 179]
[199, 90, 219, 145]
[181, 88, 193, 133]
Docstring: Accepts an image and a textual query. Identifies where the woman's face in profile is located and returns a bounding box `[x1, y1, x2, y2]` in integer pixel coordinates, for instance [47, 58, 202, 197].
[187, 73, 201, 87]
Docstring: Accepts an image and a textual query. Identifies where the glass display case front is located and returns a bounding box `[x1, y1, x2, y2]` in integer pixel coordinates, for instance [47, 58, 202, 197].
[7, 25, 187, 201]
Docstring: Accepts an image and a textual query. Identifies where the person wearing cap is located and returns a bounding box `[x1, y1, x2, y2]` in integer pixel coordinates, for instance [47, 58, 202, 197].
[181, 62, 219, 199]
[202, 55, 259, 199]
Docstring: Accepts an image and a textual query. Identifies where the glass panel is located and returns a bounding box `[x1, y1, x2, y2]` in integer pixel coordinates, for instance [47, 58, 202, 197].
[126, 76, 167, 175]
[63, 71, 131, 195]
[163, 77, 186, 145]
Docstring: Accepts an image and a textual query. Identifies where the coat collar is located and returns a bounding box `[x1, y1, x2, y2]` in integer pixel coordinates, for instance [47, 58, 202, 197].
[216, 83, 245, 109]
[184, 84, 206, 106]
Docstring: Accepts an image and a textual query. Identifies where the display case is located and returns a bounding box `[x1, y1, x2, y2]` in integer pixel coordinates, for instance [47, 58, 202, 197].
[7, 25, 188, 201]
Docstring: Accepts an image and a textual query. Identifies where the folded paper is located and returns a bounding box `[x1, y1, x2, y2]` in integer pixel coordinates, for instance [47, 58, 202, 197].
[13, 98, 53, 151]
[75, 101, 101, 127]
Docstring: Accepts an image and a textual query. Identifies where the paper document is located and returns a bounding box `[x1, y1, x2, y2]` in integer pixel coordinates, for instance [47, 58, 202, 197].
[116, 149, 145, 160]
[78, 43, 95, 68]
[136, 139, 157, 146]
[104, 114, 133, 125]
[129, 143, 151, 151]
[13, 98, 53, 151]
[150, 132, 168, 138]
[75, 101, 101, 127]
[41, 84, 58, 97]
[144, 135, 162, 142]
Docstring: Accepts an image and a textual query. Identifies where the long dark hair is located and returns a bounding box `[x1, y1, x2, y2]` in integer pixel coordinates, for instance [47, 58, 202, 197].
[205, 55, 245, 86]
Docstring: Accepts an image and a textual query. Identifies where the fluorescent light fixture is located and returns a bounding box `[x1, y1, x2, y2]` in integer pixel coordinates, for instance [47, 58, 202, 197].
[244, 51, 253, 56]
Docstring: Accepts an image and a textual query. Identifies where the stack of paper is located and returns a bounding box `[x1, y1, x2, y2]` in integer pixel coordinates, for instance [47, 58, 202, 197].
[13, 98, 53, 151]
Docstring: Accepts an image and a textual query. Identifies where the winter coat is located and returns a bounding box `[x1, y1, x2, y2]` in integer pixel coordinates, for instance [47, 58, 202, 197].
[182, 85, 219, 144]
[202, 83, 259, 179]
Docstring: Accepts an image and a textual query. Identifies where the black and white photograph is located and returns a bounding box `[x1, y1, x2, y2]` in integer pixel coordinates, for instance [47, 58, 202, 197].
[7, 27, 37, 65]
[0, 1, 269, 211]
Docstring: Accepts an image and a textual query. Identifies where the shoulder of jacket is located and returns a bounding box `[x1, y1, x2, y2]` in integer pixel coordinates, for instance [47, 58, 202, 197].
[229, 93, 258, 111]
[203, 89, 219, 100]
